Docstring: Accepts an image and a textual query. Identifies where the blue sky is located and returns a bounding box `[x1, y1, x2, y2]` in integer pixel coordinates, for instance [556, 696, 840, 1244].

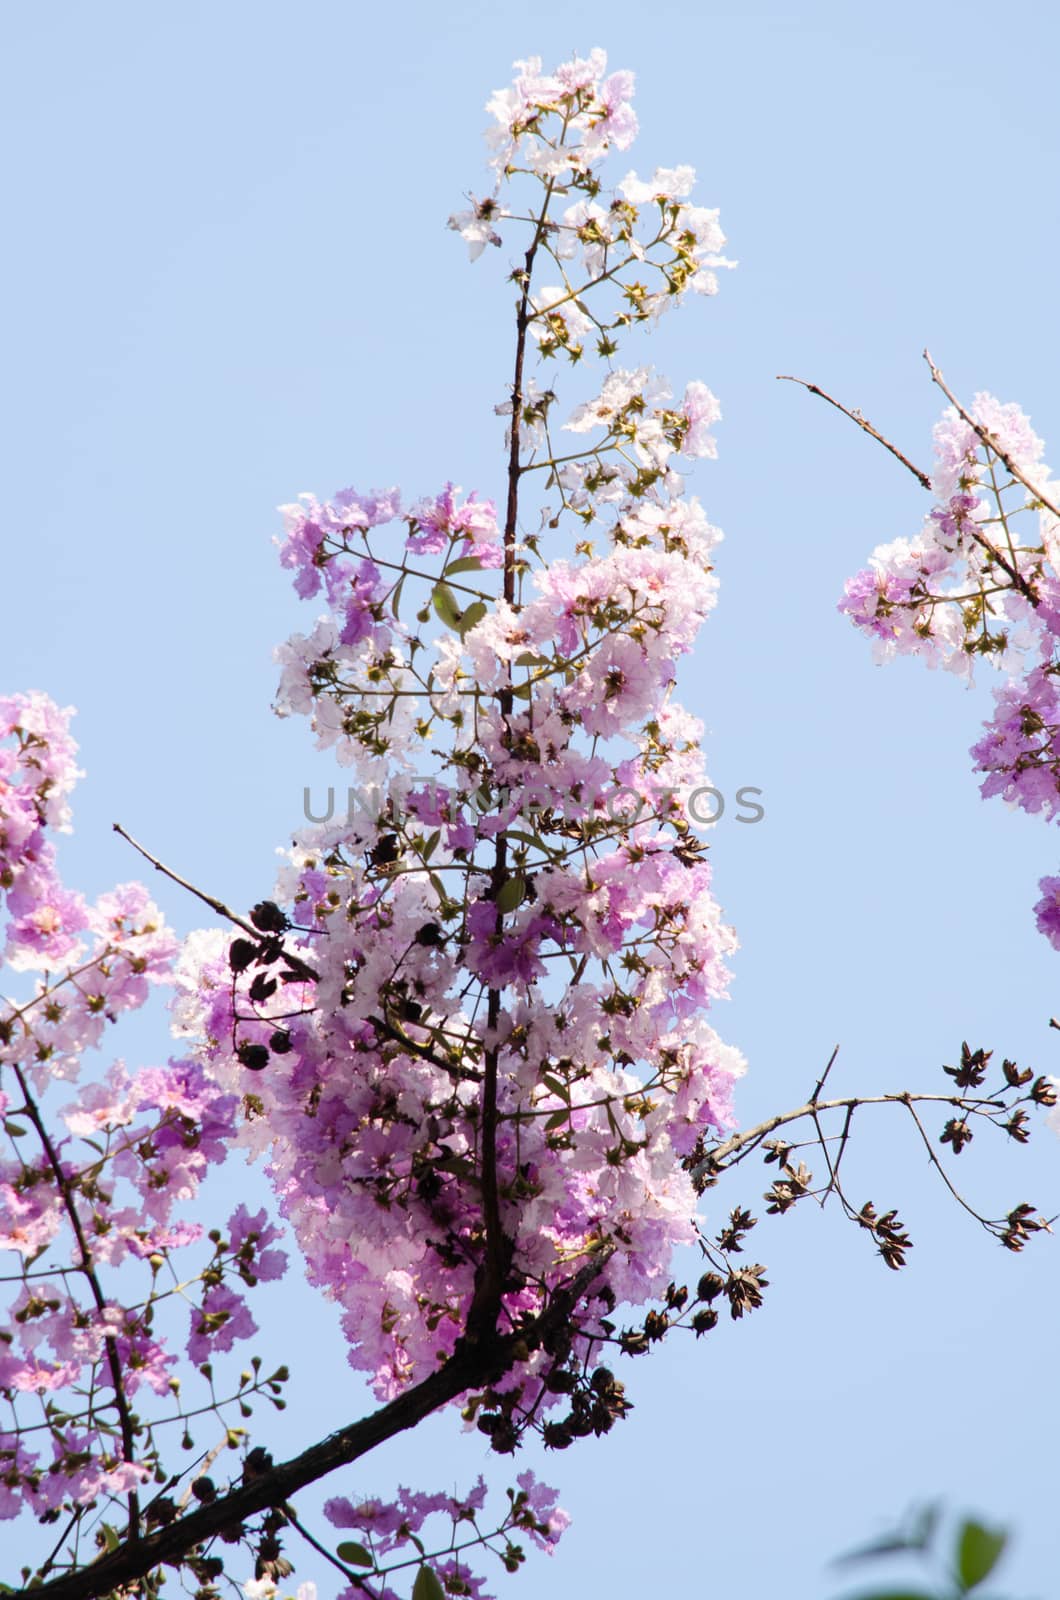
[4, 1, 1060, 1593]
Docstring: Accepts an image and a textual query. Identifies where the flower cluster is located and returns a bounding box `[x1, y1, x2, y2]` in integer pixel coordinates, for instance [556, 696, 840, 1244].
[449, 48, 732, 332]
[176, 47, 744, 1471]
[317, 1471, 567, 1600]
[841, 387, 1060, 947]
[1, 692, 86, 968]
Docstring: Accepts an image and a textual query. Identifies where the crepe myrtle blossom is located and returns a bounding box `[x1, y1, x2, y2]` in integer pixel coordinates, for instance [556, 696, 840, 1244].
[1033, 875, 1060, 951]
[480, 50, 637, 186]
[174, 44, 745, 1466]
[319, 1473, 569, 1600]
[842, 389, 1060, 947]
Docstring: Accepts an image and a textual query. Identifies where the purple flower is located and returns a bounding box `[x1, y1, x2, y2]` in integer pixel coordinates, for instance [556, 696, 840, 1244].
[187, 1286, 257, 1367]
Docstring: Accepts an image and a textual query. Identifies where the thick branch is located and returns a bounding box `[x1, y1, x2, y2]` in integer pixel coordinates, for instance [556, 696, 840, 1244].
[13, 1256, 608, 1600]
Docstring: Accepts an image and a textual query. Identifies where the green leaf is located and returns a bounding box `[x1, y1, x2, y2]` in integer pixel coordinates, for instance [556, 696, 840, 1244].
[101, 1523, 120, 1554]
[443, 555, 485, 577]
[455, 600, 487, 637]
[432, 583, 462, 629]
[412, 1566, 447, 1600]
[956, 1521, 1007, 1590]
[545, 1110, 569, 1130]
[495, 877, 527, 913]
[830, 1591, 937, 1600]
[3, 1121, 28, 1138]
[336, 1542, 373, 1568]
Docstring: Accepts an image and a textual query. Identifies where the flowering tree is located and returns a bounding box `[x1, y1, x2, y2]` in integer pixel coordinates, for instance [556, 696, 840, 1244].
[1, 52, 1053, 1600]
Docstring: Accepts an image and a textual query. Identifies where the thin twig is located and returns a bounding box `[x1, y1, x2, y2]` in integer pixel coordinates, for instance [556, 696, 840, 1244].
[695, 1090, 999, 1179]
[780, 366, 1042, 606]
[777, 374, 932, 490]
[810, 1044, 840, 1105]
[10, 1061, 142, 1540]
[112, 823, 319, 982]
[899, 1094, 995, 1231]
[283, 1503, 373, 1594]
[113, 824, 261, 941]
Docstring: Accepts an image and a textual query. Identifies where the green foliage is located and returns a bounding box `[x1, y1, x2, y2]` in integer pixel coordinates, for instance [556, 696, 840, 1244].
[832, 1506, 1014, 1600]
[412, 1567, 448, 1600]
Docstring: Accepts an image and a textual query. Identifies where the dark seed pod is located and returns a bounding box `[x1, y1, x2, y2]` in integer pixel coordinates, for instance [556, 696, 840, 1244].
[242, 1447, 274, 1480]
[145, 1496, 177, 1528]
[229, 938, 257, 973]
[236, 1042, 269, 1072]
[545, 1368, 578, 1394]
[250, 900, 288, 933]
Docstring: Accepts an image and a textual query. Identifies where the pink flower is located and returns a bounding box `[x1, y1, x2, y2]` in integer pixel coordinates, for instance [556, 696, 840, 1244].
[1034, 876, 1060, 950]
[679, 380, 721, 460]
[187, 1285, 258, 1366]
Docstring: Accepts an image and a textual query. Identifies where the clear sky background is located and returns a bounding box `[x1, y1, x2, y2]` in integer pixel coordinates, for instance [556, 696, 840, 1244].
[4, 2, 1060, 1594]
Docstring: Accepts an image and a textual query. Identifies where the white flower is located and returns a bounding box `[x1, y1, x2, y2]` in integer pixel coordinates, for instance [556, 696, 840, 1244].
[619, 164, 697, 204]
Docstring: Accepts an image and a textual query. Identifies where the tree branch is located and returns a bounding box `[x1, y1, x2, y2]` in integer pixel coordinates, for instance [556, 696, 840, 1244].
[113, 823, 319, 983]
[693, 1089, 999, 1181]
[11, 1255, 609, 1600]
[777, 374, 932, 490]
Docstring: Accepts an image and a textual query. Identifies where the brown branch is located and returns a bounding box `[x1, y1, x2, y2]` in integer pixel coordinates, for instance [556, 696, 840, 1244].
[470, 180, 556, 1345]
[9, 1061, 142, 1540]
[898, 1092, 997, 1233]
[283, 1503, 375, 1595]
[810, 1044, 840, 1105]
[113, 824, 261, 941]
[11, 1255, 608, 1600]
[777, 374, 932, 490]
[368, 1013, 483, 1084]
[113, 823, 319, 983]
[779, 365, 1044, 607]
[695, 1090, 999, 1179]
